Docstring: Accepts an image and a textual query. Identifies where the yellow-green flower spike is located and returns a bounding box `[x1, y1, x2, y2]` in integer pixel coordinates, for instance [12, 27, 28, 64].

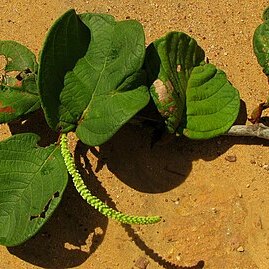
[60, 133, 161, 225]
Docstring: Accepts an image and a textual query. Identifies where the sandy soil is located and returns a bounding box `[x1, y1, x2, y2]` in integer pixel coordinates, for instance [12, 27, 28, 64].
[1, 1, 269, 268]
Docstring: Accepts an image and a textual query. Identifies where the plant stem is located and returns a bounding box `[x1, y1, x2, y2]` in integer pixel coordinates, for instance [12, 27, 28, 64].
[60, 133, 161, 225]
[225, 124, 269, 140]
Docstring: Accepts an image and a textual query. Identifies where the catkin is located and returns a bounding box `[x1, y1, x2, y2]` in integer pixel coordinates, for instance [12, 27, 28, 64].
[60, 133, 161, 225]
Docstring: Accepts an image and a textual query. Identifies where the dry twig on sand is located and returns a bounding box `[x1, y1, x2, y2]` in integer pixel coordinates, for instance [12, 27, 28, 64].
[226, 124, 269, 140]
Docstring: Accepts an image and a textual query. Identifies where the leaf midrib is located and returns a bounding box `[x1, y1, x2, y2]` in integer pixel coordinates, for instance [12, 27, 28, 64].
[78, 54, 109, 123]
[1, 145, 58, 215]
[10, 146, 58, 242]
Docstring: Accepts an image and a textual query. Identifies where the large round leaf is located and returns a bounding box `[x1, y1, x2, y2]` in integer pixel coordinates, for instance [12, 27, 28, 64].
[38, 10, 150, 146]
[0, 41, 40, 123]
[0, 133, 68, 246]
[62, 13, 149, 146]
[145, 32, 240, 139]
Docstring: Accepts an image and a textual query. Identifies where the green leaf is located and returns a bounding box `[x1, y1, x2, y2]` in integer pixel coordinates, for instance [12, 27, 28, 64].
[0, 133, 68, 246]
[183, 64, 240, 139]
[0, 41, 40, 123]
[145, 32, 205, 133]
[253, 10, 269, 76]
[145, 32, 240, 139]
[73, 14, 149, 146]
[0, 41, 37, 72]
[38, 9, 150, 146]
[38, 9, 91, 130]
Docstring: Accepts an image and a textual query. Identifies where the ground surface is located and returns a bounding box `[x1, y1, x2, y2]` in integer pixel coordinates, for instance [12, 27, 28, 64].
[0, 1, 269, 268]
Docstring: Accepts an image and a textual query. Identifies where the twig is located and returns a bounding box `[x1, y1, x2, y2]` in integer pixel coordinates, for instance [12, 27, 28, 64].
[225, 124, 269, 140]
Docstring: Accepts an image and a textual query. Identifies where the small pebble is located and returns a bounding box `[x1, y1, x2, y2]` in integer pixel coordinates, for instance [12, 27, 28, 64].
[134, 256, 150, 269]
[176, 254, 181, 261]
[225, 155, 237, 162]
[211, 207, 218, 213]
[237, 246, 244, 252]
[263, 164, 269, 170]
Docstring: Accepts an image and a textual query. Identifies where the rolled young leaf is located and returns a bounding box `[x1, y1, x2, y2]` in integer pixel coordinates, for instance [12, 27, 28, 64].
[38, 9, 91, 131]
[0, 41, 40, 123]
[0, 133, 68, 246]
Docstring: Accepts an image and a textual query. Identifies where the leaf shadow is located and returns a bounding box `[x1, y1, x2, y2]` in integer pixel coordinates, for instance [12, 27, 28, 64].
[8, 177, 108, 268]
[7, 109, 59, 147]
[7, 112, 109, 268]
[77, 141, 206, 269]
[96, 99, 255, 194]
[5, 100, 267, 268]
[123, 224, 205, 269]
[96, 124, 226, 193]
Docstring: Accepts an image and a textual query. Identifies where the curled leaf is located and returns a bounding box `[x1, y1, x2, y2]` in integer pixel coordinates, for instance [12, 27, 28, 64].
[145, 32, 240, 139]
[145, 31, 205, 133]
[38, 9, 150, 146]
